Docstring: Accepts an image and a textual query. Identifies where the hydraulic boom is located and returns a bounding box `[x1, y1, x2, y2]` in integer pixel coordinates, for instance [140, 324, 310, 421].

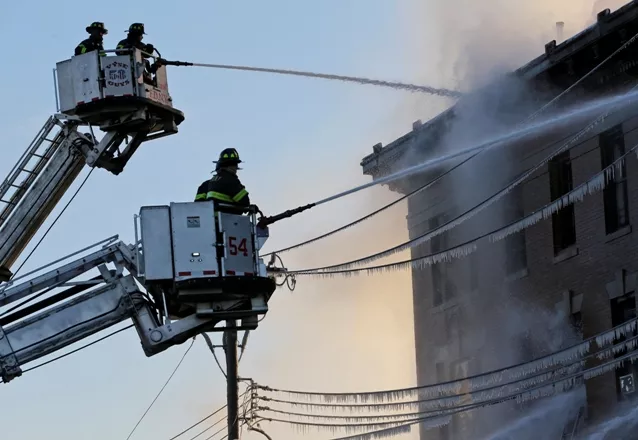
[0, 47, 184, 282]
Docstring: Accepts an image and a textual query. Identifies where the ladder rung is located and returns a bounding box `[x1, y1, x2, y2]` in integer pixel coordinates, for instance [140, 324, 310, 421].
[0, 199, 15, 205]
[9, 184, 23, 189]
[18, 168, 36, 175]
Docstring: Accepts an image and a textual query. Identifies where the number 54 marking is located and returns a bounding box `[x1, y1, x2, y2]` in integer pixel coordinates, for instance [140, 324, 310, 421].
[228, 236, 248, 256]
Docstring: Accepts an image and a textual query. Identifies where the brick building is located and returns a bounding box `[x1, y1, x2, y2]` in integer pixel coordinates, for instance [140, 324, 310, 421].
[361, 3, 638, 439]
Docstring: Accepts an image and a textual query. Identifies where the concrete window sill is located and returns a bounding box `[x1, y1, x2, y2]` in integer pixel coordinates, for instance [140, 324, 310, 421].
[605, 224, 632, 244]
[553, 246, 579, 264]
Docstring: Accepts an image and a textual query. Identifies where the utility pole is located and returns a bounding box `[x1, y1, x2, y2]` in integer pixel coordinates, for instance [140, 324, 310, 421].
[224, 320, 239, 440]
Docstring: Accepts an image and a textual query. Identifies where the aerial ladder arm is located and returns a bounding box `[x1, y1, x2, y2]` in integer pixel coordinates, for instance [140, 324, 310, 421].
[0, 48, 185, 282]
[0, 201, 277, 383]
[0, 120, 91, 280]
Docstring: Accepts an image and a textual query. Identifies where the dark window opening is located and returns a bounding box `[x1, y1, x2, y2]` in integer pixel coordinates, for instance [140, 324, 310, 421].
[430, 215, 457, 307]
[549, 151, 577, 254]
[504, 187, 528, 274]
[600, 125, 630, 234]
[610, 293, 638, 402]
[571, 312, 583, 339]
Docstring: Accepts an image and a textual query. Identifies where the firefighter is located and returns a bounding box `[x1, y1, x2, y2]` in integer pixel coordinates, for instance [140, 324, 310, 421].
[75, 22, 108, 56]
[116, 23, 158, 84]
[195, 148, 251, 212]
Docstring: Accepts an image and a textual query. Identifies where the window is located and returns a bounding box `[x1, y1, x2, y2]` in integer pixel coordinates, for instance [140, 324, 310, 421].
[610, 292, 638, 401]
[504, 187, 528, 275]
[570, 290, 584, 341]
[429, 215, 457, 307]
[600, 125, 630, 234]
[549, 151, 577, 254]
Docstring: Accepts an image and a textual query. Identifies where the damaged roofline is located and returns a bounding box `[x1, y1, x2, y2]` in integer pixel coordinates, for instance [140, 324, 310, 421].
[360, 2, 638, 178]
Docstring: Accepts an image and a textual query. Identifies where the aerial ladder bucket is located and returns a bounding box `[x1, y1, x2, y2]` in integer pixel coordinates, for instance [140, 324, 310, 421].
[0, 48, 185, 282]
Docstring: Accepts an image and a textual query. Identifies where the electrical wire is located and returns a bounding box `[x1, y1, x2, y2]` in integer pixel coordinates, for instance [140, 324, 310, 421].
[167, 390, 250, 440]
[12, 166, 95, 278]
[262, 159, 467, 258]
[0, 323, 133, 384]
[22, 325, 133, 373]
[287, 138, 638, 277]
[254, 317, 637, 402]
[238, 331, 249, 364]
[257, 332, 638, 416]
[169, 406, 227, 440]
[187, 417, 226, 440]
[199, 397, 250, 440]
[287, 95, 638, 275]
[125, 337, 196, 440]
[260, 31, 638, 257]
[202, 332, 227, 378]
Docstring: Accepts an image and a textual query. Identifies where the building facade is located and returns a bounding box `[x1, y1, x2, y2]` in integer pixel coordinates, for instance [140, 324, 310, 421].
[361, 3, 638, 438]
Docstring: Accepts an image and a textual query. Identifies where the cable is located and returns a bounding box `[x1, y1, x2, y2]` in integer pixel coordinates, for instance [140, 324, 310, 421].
[199, 397, 250, 440]
[167, 390, 250, 440]
[299, 136, 637, 275]
[238, 331, 249, 364]
[187, 417, 226, 440]
[125, 337, 196, 440]
[202, 332, 227, 378]
[22, 324, 133, 373]
[0, 324, 133, 384]
[287, 139, 638, 276]
[260, 31, 638, 256]
[288, 89, 638, 275]
[262, 159, 467, 257]
[168, 406, 227, 440]
[258, 333, 638, 416]
[12, 166, 95, 279]
[255, 317, 637, 402]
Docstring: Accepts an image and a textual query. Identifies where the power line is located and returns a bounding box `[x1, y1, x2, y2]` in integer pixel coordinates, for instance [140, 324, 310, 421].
[287, 100, 638, 275]
[187, 417, 226, 440]
[256, 316, 637, 403]
[202, 332, 226, 378]
[168, 404, 227, 440]
[125, 337, 196, 440]
[261, 31, 638, 258]
[167, 390, 250, 440]
[288, 139, 638, 277]
[21, 324, 133, 374]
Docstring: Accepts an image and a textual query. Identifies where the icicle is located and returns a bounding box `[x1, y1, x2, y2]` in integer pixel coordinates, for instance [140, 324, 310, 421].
[329, 424, 413, 440]
[297, 144, 638, 280]
[257, 323, 638, 412]
[291, 104, 635, 275]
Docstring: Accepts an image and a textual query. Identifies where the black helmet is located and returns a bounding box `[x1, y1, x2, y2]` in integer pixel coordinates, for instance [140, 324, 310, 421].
[86, 22, 108, 34]
[127, 23, 146, 35]
[214, 148, 242, 170]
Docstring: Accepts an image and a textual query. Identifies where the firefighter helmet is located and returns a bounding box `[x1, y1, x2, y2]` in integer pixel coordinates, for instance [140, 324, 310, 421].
[214, 148, 242, 170]
[86, 22, 108, 34]
[127, 23, 147, 35]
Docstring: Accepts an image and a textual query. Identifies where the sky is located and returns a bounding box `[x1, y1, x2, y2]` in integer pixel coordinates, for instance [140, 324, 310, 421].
[0, 2, 440, 440]
[0, 0, 625, 439]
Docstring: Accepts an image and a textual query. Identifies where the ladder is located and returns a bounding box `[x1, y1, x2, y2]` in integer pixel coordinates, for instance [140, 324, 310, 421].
[0, 116, 66, 227]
